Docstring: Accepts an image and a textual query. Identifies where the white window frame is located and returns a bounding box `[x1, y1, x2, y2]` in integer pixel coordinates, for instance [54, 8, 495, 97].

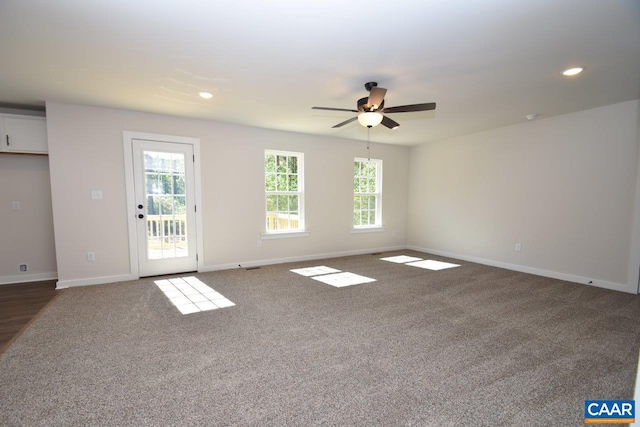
[263, 150, 307, 238]
[353, 157, 383, 231]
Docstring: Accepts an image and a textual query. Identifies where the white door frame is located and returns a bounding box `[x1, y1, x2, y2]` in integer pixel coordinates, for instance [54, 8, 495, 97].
[123, 131, 204, 278]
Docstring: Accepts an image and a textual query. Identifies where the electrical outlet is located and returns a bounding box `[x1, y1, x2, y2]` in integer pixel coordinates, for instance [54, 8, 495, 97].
[12, 201, 21, 211]
[257, 240, 262, 248]
[515, 243, 522, 252]
[90, 190, 103, 200]
[19, 263, 28, 272]
[87, 252, 95, 261]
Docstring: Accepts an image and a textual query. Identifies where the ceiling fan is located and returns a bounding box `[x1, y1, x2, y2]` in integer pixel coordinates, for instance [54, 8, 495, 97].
[312, 82, 436, 130]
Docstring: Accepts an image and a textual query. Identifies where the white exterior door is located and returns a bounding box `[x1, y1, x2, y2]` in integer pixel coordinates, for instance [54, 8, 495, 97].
[132, 139, 197, 277]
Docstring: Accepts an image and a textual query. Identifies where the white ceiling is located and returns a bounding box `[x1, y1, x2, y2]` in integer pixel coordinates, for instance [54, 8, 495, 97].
[1, 0, 639, 146]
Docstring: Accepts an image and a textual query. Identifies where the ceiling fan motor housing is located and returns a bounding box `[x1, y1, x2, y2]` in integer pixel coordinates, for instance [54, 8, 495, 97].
[358, 97, 384, 112]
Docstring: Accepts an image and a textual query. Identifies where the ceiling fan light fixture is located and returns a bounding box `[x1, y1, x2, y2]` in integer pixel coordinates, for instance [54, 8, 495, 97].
[358, 112, 383, 128]
[562, 67, 584, 76]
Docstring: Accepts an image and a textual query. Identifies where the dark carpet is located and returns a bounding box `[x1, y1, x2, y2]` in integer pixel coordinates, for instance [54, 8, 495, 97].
[1, 251, 638, 426]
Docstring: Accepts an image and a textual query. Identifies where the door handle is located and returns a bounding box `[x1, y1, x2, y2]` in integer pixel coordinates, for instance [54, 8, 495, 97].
[138, 204, 143, 209]
[138, 214, 144, 219]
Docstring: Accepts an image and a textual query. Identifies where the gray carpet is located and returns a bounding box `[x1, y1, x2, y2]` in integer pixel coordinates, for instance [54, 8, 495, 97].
[0, 250, 638, 426]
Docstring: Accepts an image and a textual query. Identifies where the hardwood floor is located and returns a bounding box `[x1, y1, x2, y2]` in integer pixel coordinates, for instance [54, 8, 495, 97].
[0, 280, 60, 353]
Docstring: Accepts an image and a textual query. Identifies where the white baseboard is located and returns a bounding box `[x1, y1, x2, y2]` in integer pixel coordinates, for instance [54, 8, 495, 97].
[51, 246, 634, 295]
[0, 272, 57, 285]
[55, 274, 138, 290]
[54, 247, 406, 289]
[407, 246, 634, 294]
[200, 245, 407, 272]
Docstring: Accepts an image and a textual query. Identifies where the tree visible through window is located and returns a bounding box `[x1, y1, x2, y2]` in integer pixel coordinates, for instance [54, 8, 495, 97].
[354, 158, 382, 227]
[265, 150, 304, 232]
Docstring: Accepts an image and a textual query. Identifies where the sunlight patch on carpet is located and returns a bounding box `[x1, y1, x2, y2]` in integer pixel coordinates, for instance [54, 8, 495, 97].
[290, 266, 341, 276]
[155, 277, 235, 315]
[380, 255, 423, 263]
[311, 272, 376, 288]
[406, 260, 460, 271]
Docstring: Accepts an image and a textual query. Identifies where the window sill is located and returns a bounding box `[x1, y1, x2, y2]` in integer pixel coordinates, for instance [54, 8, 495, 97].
[261, 231, 310, 240]
[350, 226, 385, 234]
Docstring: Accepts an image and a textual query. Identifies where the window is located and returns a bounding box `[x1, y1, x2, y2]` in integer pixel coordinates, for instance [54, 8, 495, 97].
[353, 158, 382, 228]
[265, 150, 304, 233]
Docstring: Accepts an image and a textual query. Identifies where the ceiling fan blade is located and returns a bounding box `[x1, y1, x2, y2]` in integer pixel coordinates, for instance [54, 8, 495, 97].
[332, 116, 358, 128]
[382, 102, 436, 114]
[312, 106, 358, 113]
[367, 87, 387, 110]
[381, 115, 400, 129]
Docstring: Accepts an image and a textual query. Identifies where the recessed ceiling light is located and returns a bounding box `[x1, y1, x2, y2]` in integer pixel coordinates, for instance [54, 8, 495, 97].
[199, 92, 213, 99]
[562, 67, 584, 76]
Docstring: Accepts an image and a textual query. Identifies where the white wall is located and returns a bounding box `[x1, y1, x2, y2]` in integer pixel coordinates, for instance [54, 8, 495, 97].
[0, 155, 57, 283]
[408, 100, 640, 293]
[46, 102, 409, 287]
[631, 103, 640, 294]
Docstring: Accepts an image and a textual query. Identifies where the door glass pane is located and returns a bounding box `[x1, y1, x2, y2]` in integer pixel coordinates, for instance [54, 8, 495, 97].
[143, 151, 188, 260]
